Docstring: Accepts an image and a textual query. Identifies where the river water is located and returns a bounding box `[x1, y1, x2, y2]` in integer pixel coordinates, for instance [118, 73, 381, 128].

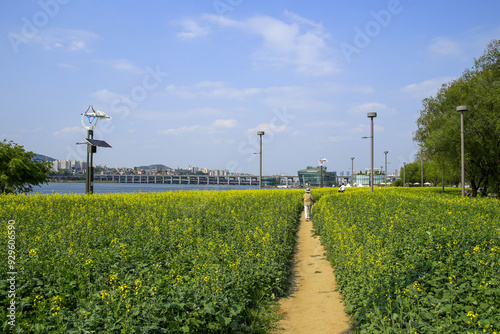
[32, 182, 259, 195]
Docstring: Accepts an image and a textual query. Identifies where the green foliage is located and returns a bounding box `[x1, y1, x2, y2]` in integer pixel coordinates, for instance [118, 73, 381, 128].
[314, 188, 500, 333]
[0, 189, 303, 333]
[398, 160, 459, 187]
[0, 140, 51, 194]
[414, 40, 500, 194]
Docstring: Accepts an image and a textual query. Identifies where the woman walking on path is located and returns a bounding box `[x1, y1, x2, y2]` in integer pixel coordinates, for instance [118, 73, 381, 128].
[302, 188, 313, 221]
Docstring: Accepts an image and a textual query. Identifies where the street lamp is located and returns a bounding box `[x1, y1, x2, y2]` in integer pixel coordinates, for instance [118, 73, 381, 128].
[257, 131, 265, 189]
[403, 162, 406, 187]
[350, 157, 354, 186]
[421, 158, 424, 187]
[457, 105, 468, 196]
[367, 112, 377, 193]
[384, 151, 389, 186]
[319, 158, 328, 188]
[78, 105, 112, 195]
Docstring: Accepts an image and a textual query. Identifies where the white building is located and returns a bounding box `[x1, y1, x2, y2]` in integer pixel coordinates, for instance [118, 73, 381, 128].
[209, 169, 229, 176]
[51, 160, 87, 171]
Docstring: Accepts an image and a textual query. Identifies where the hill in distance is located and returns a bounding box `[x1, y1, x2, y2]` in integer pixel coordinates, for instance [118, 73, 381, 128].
[35, 153, 57, 162]
[135, 164, 171, 170]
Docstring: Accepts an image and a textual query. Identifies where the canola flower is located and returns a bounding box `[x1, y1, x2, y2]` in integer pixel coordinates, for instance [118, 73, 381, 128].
[314, 187, 500, 333]
[0, 189, 305, 333]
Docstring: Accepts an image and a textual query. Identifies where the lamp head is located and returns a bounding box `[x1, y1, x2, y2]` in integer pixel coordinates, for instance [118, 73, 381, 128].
[367, 112, 377, 118]
[257, 131, 265, 135]
[456, 105, 468, 112]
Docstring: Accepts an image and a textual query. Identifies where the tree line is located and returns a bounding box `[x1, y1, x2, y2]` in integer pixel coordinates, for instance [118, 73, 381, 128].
[413, 40, 500, 196]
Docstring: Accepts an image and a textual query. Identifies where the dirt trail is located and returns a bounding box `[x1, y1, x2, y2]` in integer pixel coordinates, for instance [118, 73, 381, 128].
[274, 211, 352, 334]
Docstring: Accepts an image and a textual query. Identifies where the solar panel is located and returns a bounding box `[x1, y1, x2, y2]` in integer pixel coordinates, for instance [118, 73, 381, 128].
[86, 138, 112, 148]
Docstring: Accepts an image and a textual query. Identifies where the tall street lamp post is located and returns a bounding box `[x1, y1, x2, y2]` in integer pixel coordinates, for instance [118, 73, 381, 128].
[384, 151, 388, 186]
[457, 105, 468, 196]
[403, 162, 406, 187]
[421, 159, 424, 187]
[350, 157, 354, 186]
[257, 131, 265, 189]
[320, 164, 323, 188]
[442, 163, 445, 193]
[367, 112, 377, 193]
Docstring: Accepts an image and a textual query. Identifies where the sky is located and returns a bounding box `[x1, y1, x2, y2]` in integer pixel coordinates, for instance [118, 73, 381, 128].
[1, 1, 499, 175]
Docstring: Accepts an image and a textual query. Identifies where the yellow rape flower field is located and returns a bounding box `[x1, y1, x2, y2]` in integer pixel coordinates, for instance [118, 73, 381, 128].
[314, 187, 500, 333]
[1, 187, 499, 333]
[0, 190, 303, 333]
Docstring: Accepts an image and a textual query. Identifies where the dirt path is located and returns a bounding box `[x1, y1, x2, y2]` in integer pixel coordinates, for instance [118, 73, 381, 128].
[274, 211, 352, 334]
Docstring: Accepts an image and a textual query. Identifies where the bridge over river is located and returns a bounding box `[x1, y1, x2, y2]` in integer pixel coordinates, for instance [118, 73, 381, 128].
[93, 174, 299, 187]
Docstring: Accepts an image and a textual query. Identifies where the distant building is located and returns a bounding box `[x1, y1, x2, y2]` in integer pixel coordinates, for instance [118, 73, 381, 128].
[187, 165, 199, 173]
[261, 176, 278, 187]
[51, 159, 87, 172]
[297, 166, 337, 187]
[209, 169, 229, 176]
[352, 174, 386, 187]
[365, 168, 380, 174]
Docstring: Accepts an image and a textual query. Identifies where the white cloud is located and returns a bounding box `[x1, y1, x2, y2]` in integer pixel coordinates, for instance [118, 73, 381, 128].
[178, 12, 337, 76]
[327, 135, 351, 142]
[350, 123, 385, 134]
[308, 120, 347, 128]
[320, 82, 374, 95]
[53, 126, 84, 136]
[161, 125, 200, 135]
[283, 10, 323, 30]
[161, 119, 238, 135]
[212, 119, 237, 129]
[400, 76, 455, 99]
[166, 81, 345, 102]
[167, 81, 263, 100]
[348, 102, 397, 115]
[98, 59, 145, 74]
[90, 89, 127, 105]
[69, 40, 86, 51]
[165, 84, 196, 98]
[174, 18, 211, 39]
[29, 28, 98, 51]
[429, 37, 460, 56]
[246, 123, 289, 136]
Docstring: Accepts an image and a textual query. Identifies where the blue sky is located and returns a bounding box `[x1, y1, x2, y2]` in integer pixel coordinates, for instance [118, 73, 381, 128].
[1, 1, 499, 175]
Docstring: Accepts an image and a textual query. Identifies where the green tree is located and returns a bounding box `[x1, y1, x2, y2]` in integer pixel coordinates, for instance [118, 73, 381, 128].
[397, 159, 459, 187]
[414, 40, 500, 196]
[400, 161, 422, 186]
[0, 139, 51, 194]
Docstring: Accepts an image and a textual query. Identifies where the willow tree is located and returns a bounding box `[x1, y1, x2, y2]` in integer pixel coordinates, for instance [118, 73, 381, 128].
[414, 40, 500, 196]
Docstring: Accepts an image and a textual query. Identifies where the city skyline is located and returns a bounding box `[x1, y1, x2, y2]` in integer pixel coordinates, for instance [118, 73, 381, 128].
[47, 156, 399, 179]
[2, 1, 499, 175]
